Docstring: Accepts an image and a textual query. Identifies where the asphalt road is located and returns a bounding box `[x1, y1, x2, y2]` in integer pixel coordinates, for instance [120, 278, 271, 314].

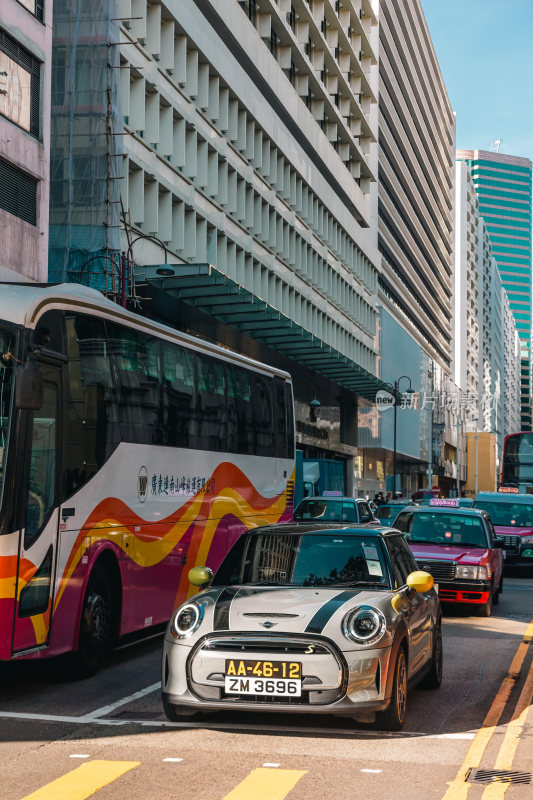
[1, 575, 532, 800]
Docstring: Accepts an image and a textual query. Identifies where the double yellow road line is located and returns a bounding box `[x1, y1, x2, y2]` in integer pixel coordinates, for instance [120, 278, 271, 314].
[442, 618, 533, 800]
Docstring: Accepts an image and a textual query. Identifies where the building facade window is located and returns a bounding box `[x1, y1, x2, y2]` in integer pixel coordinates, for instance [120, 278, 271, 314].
[0, 28, 40, 137]
[17, 0, 44, 22]
[0, 158, 38, 225]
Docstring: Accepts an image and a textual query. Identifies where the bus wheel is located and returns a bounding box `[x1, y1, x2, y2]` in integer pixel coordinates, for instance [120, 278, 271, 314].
[72, 565, 113, 679]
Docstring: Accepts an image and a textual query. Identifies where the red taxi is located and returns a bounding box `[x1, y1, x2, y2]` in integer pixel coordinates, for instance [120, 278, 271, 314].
[473, 489, 533, 568]
[393, 499, 504, 616]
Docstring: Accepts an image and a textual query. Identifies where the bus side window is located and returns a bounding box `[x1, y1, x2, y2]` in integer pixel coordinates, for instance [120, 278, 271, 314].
[25, 378, 58, 548]
[196, 354, 226, 452]
[161, 340, 195, 448]
[252, 374, 274, 456]
[226, 365, 253, 455]
[64, 315, 111, 498]
[107, 323, 162, 446]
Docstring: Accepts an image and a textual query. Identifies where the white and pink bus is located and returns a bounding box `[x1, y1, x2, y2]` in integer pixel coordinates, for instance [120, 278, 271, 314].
[0, 283, 295, 674]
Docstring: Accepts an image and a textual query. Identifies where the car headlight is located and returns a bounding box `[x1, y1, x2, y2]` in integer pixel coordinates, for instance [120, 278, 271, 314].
[170, 602, 204, 639]
[456, 565, 488, 580]
[343, 606, 386, 645]
[521, 535, 533, 544]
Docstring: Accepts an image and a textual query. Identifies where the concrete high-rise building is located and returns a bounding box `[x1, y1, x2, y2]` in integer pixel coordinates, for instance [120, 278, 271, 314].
[453, 160, 480, 401]
[503, 290, 522, 436]
[371, 0, 457, 496]
[457, 149, 533, 431]
[0, 0, 52, 282]
[49, 0, 387, 494]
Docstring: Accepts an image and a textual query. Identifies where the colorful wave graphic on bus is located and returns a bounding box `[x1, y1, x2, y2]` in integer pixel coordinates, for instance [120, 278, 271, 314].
[1, 462, 293, 652]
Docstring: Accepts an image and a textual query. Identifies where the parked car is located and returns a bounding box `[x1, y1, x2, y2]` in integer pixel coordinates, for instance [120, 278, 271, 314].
[162, 522, 442, 730]
[375, 501, 418, 524]
[293, 495, 379, 525]
[472, 490, 533, 568]
[393, 500, 504, 616]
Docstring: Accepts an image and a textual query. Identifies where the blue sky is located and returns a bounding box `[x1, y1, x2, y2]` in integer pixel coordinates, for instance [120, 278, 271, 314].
[421, 0, 533, 162]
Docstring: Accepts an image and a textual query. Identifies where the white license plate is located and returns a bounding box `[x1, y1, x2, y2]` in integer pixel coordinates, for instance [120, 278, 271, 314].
[502, 550, 506, 559]
[224, 676, 301, 697]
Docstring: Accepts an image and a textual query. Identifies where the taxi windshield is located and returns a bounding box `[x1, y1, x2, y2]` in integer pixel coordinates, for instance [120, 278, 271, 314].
[293, 499, 357, 523]
[0, 326, 16, 506]
[213, 533, 390, 588]
[404, 512, 488, 548]
[473, 500, 533, 527]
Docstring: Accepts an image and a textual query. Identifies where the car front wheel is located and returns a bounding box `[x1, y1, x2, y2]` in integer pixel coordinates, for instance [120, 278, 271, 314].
[375, 647, 408, 731]
[476, 589, 493, 617]
[162, 695, 203, 723]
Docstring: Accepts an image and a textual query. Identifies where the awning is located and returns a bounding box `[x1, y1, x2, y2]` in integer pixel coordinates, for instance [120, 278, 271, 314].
[139, 263, 387, 401]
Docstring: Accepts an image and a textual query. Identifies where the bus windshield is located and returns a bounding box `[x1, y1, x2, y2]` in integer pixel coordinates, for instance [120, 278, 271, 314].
[0, 326, 15, 505]
[502, 433, 533, 484]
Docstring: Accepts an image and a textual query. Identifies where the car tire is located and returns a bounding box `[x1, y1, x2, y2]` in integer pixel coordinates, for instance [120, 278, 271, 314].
[420, 619, 443, 690]
[493, 576, 503, 606]
[375, 647, 408, 731]
[162, 695, 203, 723]
[476, 589, 493, 617]
[71, 565, 113, 679]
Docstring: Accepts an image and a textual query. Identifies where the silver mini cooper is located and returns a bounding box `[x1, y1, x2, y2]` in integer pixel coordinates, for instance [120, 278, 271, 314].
[161, 523, 442, 730]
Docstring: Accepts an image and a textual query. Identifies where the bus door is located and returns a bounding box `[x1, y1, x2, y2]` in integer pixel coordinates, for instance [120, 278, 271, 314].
[12, 364, 61, 654]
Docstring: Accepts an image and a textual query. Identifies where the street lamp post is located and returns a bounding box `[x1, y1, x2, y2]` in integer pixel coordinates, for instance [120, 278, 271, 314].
[390, 376, 415, 498]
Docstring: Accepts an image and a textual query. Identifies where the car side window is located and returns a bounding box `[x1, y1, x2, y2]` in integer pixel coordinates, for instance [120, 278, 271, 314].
[342, 502, 357, 523]
[385, 535, 417, 588]
[359, 502, 372, 523]
[484, 516, 496, 545]
[393, 512, 413, 533]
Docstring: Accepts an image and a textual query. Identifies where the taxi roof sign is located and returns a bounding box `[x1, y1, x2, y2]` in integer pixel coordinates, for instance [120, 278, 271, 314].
[429, 498, 459, 508]
[322, 490, 343, 497]
[498, 486, 519, 493]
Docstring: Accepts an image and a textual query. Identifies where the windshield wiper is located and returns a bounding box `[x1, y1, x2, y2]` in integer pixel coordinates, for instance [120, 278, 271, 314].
[325, 581, 387, 588]
[409, 539, 441, 545]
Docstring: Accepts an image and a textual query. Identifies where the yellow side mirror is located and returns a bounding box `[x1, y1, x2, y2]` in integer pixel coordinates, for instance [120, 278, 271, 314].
[406, 570, 434, 594]
[188, 566, 214, 587]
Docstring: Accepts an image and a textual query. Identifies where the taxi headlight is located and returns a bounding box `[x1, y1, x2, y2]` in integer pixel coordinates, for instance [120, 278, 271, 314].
[456, 565, 488, 580]
[521, 535, 533, 544]
[170, 602, 204, 639]
[343, 606, 386, 645]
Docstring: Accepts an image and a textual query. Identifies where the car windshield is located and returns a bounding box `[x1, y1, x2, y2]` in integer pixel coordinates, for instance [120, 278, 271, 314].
[293, 499, 357, 523]
[0, 326, 16, 507]
[404, 512, 488, 547]
[213, 532, 390, 588]
[473, 500, 533, 527]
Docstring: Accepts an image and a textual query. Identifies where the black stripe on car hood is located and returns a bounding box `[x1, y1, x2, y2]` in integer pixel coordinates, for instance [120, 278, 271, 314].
[213, 587, 240, 630]
[304, 590, 363, 634]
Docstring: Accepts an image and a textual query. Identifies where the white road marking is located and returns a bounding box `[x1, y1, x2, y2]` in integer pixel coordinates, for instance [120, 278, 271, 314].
[361, 769, 382, 773]
[86, 682, 161, 719]
[263, 763, 281, 767]
[0, 709, 476, 739]
[163, 758, 183, 763]
[69, 754, 90, 758]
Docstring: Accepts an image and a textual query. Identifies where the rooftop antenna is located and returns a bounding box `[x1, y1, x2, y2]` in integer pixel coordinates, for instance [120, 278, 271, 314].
[490, 139, 503, 153]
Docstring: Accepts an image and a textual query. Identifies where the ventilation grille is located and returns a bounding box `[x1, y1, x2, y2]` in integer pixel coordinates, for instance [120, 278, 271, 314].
[466, 769, 531, 785]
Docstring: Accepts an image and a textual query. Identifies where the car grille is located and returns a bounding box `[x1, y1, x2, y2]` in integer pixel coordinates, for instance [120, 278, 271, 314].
[500, 535, 521, 553]
[189, 634, 346, 706]
[416, 560, 456, 581]
[202, 637, 331, 655]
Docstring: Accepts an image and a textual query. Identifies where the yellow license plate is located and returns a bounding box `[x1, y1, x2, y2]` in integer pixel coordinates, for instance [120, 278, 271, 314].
[225, 659, 302, 679]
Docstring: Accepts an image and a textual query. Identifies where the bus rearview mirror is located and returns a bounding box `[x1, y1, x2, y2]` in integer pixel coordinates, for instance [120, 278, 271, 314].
[16, 361, 44, 410]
